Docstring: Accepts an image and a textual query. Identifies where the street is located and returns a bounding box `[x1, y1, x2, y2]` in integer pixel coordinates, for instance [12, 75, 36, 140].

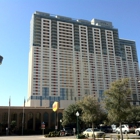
[0, 135, 45, 140]
[0, 134, 140, 140]
[0, 135, 78, 140]
[107, 133, 140, 139]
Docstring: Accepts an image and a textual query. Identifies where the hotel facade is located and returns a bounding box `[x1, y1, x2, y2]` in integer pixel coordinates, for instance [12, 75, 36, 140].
[27, 11, 140, 108]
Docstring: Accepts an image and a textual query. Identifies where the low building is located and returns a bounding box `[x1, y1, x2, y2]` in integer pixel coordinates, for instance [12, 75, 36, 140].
[0, 106, 63, 133]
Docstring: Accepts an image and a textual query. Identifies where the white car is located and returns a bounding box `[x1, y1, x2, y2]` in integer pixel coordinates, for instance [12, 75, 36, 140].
[111, 124, 117, 132]
[115, 124, 135, 134]
[83, 128, 105, 138]
[135, 128, 140, 136]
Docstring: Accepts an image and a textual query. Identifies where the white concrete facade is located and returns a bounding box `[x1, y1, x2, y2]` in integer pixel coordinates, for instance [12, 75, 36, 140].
[27, 11, 140, 108]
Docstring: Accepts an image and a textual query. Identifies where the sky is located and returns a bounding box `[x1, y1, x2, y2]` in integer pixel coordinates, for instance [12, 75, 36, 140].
[0, 0, 140, 106]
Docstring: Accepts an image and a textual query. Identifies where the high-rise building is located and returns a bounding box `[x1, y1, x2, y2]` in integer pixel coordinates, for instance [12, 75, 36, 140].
[27, 11, 140, 108]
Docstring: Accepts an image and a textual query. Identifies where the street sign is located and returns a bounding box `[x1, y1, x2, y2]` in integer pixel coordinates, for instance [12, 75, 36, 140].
[52, 101, 59, 112]
[41, 122, 45, 129]
[55, 125, 58, 130]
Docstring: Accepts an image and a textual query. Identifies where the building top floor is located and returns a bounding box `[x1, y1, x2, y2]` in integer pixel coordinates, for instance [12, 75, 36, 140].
[32, 11, 114, 29]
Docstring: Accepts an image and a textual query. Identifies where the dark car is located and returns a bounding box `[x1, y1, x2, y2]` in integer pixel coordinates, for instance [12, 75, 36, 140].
[60, 127, 73, 136]
[98, 126, 113, 133]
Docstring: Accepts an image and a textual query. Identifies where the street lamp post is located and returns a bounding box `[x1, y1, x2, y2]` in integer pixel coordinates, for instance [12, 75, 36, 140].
[76, 111, 79, 139]
[60, 119, 62, 130]
[41, 122, 45, 135]
[0, 55, 3, 65]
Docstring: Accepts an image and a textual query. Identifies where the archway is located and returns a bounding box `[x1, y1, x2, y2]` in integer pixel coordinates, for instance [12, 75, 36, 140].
[27, 112, 33, 130]
[11, 113, 17, 132]
[19, 113, 25, 129]
[50, 112, 55, 130]
[43, 112, 49, 128]
[35, 112, 41, 131]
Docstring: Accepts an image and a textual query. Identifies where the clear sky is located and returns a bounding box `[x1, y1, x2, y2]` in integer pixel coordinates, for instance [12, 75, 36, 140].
[0, 0, 140, 106]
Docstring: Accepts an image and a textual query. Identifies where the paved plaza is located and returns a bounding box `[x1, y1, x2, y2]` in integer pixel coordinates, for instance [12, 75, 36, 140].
[0, 134, 140, 140]
[0, 135, 78, 140]
[0, 135, 45, 140]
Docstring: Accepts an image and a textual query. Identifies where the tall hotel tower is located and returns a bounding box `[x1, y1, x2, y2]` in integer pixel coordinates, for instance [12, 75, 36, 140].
[27, 11, 140, 108]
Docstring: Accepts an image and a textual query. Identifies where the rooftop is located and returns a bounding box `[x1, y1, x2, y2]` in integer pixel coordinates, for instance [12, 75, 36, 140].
[34, 11, 113, 28]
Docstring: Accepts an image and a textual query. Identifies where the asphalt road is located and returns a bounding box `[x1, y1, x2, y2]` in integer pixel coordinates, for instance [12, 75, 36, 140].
[0, 134, 140, 140]
[0, 135, 77, 140]
[106, 133, 140, 140]
[0, 135, 46, 140]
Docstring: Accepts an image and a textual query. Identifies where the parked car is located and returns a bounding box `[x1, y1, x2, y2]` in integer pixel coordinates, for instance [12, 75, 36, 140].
[98, 126, 113, 133]
[82, 128, 105, 138]
[60, 127, 73, 136]
[111, 124, 117, 132]
[135, 128, 140, 136]
[115, 124, 136, 134]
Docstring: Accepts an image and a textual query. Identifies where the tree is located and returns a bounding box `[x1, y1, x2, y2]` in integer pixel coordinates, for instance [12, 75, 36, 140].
[126, 106, 140, 125]
[104, 78, 131, 140]
[78, 95, 104, 138]
[10, 120, 17, 133]
[62, 103, 82, 127]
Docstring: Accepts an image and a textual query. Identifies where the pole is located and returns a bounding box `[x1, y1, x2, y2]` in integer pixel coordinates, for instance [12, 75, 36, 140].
[8, 97, 11, 135]
[55, 111, 57, 131]
[22, 98, 25, 135]
[60, 119, 62, 131]
[42, 122, 45, 135]
[60, 121, 61, 131]
[77, 116, 79, 139]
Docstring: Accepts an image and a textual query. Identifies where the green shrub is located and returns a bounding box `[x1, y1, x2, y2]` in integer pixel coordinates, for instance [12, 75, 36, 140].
[45, 131, 60, 137]
[44, 134, 49, 137]
[117, 135, 120, 140]
[56, 131, 60, 137]
[78, 134, 87, 139]
[102, 134, 106, 140]
[96, 134, 99, 138]
[126, 134, 129, 140]
[86, 133, 89, 137]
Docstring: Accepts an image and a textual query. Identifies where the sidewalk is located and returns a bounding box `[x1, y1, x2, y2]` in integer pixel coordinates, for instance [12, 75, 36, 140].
[43, 136, 140, 140]
[44, 138, 140, 140]
[56, 138, 140, 140]
[72, 136, 139, 140]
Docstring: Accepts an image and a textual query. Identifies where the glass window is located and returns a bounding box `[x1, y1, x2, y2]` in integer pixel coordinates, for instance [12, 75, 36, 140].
[86, 129, 92, 132]
[94, 128, 99, 131]
[133, 94, 137, 101]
